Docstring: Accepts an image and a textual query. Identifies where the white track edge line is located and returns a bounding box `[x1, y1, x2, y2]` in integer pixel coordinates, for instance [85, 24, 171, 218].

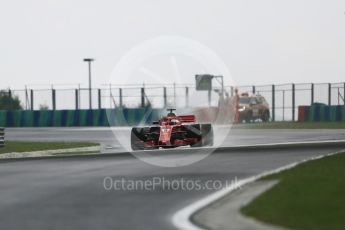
[172, 149, 345, 230]
[134, 139, 345, 153]
[214, 139, 345, 151]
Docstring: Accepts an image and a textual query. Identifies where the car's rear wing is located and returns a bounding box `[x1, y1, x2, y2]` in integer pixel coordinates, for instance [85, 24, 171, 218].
[178, 115, 196, 123]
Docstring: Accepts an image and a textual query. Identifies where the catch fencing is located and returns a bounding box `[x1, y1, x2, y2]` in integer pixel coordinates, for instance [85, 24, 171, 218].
[2, 82, 345, 122]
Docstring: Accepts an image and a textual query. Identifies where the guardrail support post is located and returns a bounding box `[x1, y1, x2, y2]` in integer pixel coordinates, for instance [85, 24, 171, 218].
[328, 83, 331, 106]
[272, 84, 275, 122]
[163, 87, 167, 108]
[52, 89, 56, 110]
[119, 88, 123, 107]
[141, 88, 145, 107]
[185, 87, 189, 107]
[311, 83, 314, 105]
[30, 89, 34, 110]
[75, 89, 79, 110]
[292, 84, 295, 121]
[252, 86, 256, 95]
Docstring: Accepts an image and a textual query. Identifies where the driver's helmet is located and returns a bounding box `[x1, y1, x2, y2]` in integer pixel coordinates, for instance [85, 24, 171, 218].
[169, 118, 179, 125]
[167, 112, 176, 117]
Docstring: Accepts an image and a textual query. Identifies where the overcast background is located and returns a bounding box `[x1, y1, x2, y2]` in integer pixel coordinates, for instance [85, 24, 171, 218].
[1, 0, 345, 90]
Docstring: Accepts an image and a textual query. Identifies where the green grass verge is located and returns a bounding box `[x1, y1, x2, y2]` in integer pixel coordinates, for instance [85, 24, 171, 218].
[0, 141, 98, 154]
[233, 122, 345, 129]
[241, 152, 345, 230]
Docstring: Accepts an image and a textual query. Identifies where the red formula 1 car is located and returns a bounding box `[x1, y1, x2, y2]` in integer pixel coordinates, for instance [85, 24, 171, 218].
[131, 109, 214, 150]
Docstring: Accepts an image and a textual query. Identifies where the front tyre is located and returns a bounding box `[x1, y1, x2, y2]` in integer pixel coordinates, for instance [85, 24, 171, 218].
[130, 127, 146, 150]
[190, 124, 214, 147]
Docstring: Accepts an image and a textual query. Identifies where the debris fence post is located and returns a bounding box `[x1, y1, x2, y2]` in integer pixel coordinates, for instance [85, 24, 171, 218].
[208, 90, 211, 106]
[163, 87, 167, 108]
[98, 89, 102, 109]
[119, 88, 123, 107]
[328, 83, 331, 106]
[141, 88, 145, 107]
[75, 89, 79, 110]
[272, 84, 275, 122]
[185, 86, 189, 107]
[52, 89, 56, 110]
[311, 83, 314, 105]
[30, 89, 34, 110]
[292, 83, 295, 121]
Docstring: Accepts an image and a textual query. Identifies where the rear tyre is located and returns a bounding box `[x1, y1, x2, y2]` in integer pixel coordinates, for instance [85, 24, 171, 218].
[201, 124, 214, 146]
[261, 110, 270, 122]
[245, 112, 252, 123]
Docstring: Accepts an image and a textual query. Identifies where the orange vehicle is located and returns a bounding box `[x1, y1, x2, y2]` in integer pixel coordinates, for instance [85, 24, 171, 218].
[238, 93, 270, 122]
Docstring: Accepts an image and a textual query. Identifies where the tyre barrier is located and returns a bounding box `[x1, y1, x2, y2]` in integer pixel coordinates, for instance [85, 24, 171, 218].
[0, 107, 226, 128]
[298, 105, 345, 122]
[0, 127, 4, 148]
[0, 108, 162, 127]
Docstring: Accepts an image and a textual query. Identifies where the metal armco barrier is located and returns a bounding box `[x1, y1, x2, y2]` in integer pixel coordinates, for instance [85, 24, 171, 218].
[0, 127, 4, 147]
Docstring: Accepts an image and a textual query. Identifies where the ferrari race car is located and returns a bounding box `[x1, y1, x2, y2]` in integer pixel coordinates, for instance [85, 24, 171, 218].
[131, 109, 214, 150]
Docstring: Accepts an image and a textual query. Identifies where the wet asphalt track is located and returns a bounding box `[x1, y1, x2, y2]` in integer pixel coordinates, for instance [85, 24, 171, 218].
[5, 127, 345, 146]
[1, 128, 345, 230]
